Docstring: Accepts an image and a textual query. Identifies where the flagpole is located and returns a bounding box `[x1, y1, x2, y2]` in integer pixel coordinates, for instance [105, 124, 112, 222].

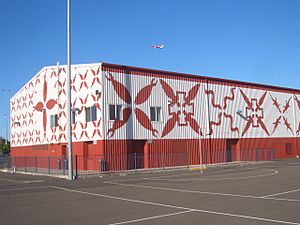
[67, 0, 73, 180]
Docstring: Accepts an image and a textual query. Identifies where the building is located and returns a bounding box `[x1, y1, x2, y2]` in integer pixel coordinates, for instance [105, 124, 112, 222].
[10, 63, 300, 171]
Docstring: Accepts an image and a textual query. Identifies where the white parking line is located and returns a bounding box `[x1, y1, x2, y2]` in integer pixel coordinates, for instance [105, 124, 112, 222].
[262, 188, 300, 198]
[107, 168, 278, 183]
[106, 181, 300, 203]
[145, 169, 278, 181]
[51, 185, 193, 210]
[0, 185, 50, 192]
[50, 185, 300, 225]
[0, 178, 43, 183]
[144, 166, 269, 180]
[24, 180, 44, 183]
[0, 178, 27, 183]
[107, 210, 192, 225]
[106, 181, 261, 199]
[265, 197, 300, 202]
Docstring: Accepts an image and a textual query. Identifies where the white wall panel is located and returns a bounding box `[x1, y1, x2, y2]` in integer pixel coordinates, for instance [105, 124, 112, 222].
[11, 63, 299, 147]
[11, 63, 103, 147]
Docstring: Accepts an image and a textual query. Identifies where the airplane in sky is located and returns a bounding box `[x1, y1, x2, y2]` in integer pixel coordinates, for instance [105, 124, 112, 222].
[151, 44, 164, 49]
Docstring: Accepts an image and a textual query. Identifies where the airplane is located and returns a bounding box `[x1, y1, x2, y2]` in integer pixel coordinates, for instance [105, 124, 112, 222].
[151, 44, 164, 49]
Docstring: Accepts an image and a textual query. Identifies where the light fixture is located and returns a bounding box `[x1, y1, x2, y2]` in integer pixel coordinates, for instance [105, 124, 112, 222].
[236, 109, 243, 114]
[13, 122, 21, 127]
[72, 108, 81, 114]
[236, 109, 248, 121]
[95, 90, 101, 96]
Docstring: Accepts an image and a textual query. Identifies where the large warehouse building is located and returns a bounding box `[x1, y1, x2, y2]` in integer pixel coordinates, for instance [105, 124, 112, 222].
[10, 63, 300, 171]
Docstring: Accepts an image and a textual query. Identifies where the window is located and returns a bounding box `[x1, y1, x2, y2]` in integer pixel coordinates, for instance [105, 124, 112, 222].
[71, 110, 76, 124]
[86, 106, 97, 122]
[71, 108, 81, 124]
[109, 104, 122, 120]
[150, 106, 162, 122]
[50, 114, 58, 128]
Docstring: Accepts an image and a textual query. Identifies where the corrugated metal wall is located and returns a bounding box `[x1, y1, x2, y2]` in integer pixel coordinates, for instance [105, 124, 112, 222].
[10, 63, 300, 165]
[101, 63, 300, 161]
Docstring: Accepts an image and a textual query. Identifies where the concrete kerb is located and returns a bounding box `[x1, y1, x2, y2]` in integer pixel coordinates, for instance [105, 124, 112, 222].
[0, 169, 68, 179]
[78, 160, 275, 179]
[1, 160, 277, 180]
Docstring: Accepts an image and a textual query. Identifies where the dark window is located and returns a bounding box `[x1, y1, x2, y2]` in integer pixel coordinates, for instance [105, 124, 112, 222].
[109, 104, 122, 120]
[71, 110, 76, 124]
[86, 106, 97, 122]
[150, 106, 162, 122]
[50, 114, 58, 128]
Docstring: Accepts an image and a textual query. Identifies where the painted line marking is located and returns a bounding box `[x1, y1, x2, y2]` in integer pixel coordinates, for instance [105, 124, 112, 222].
[0, 185, 50, 192]
[0, 178, 27, 183]
[287, 165, 300, 168]
[107, 167, 278, 183]
[106, 181, 261, 199]
[0, 178, 44, 184]
[50, 185, 300, 225]
[152, 166, 267, 179]
[107, 210, 192, 225]
[265, 197, 300, 202]
[106, 181, 300, 203]
[262, 188, 300, 198]
[50, 185, 192, 211]
[24, 180, 44, 183]
[145, 169, 278, 181]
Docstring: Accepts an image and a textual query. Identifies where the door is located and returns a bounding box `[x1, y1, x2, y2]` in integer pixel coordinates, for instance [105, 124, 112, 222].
[226, 139, 239, 162]
[129, 140, 146, 169]
[61, 145, 67, 158]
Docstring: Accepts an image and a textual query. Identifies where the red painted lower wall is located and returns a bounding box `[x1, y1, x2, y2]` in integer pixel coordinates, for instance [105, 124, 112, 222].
[11, 137, 300, 171]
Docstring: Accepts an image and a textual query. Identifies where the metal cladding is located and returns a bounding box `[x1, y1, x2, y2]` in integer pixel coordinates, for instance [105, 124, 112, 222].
[10, 62, 300, 165]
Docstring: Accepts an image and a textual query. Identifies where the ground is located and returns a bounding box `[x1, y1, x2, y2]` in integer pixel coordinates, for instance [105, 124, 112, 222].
[1, 159, 300, 225]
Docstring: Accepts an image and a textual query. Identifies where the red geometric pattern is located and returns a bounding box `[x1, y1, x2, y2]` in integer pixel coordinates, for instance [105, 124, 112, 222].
[58, 102, 67, 119]
[106, 72, 132, 138]
[205, 87, 238, 135]
[91, 120, 102, 138]
[92, 93, 101, 110]
[134, 79, 158, 137]
[34, 75, 57, 135]
[28, 130, 34, 144]
[294, 95, 300, 135]
[50, 127, 58, 142]
[35, 130, 41, 143]
[79, 122, 89, 139]
[106, 73, 159, 137]
[270, 94, 293, 134]
[59, 124, 67, 141]
[73, 71, 88, 92]
[161, 79, 202, 137]
[106, 74, 203, 138]
[71, 123, 78, 140]
[11, 67, 74, 146]
[240, 89, 269, 136]
[91, 66, 101, 86]
[10, 64, 299, 147]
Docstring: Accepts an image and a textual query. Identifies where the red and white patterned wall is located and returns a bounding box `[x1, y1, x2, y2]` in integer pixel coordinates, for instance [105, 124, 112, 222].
[103, 69, 300, 141]
[11, 64, 102, 147]
[10, 63, 300, 147]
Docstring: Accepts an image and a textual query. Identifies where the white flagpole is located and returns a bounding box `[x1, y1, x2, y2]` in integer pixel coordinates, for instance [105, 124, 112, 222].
[67, 0, 73, 180]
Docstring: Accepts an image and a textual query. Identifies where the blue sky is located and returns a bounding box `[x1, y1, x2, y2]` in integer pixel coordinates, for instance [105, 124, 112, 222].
[1, 0, 300, 137]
